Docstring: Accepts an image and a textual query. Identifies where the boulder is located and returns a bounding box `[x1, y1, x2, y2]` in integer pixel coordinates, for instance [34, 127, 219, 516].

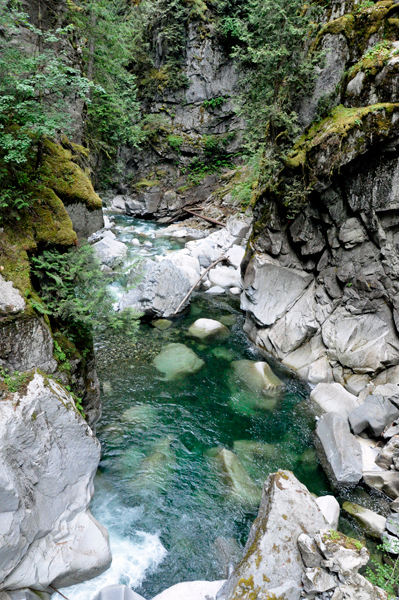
[241, 254, 313, 327]
[225, 245, 245, 269]
[151, 580, 225, 600]
[0, 275, 25, 314]
[111, 195, 127, 211]
[93, 586, 146, 600]
[187, 318, 230, 341]
[375, 436, 399, 470]
[357, 436, 383, 472]
[363, 470, 399, 499]
[302, 567, 336, 594]
[209, 266, 241, 289]
[166, 251, 201, 287]
[216, 471, 327, 600]
[153, 343, 205, 381]
[208, 448, 261, 507]
[348, 395, 399, 437]
[117, 260, 191, 318]
[231, 360, 283, 396]
[127, 437, 176, 496]
[152, 319, 172, 331]
[298, 534, 322, 568]
[315, 412, 363, 487]
[0, 373, 111, 591]
[310, 382, 362, 418]
[386, 513, 399, 537]
[342, 502, 386, 539]
[316, 496, 340, 530]
[92, 236, 128, 267]
[339, 218, 366, 249]
[229, 287, 241, 295]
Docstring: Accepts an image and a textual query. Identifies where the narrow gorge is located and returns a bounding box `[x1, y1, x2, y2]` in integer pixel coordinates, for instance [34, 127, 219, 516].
[2, 1, 399, 600]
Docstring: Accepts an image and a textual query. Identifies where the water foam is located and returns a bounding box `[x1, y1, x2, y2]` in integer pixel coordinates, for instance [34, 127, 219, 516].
[63, 493, 167, 600]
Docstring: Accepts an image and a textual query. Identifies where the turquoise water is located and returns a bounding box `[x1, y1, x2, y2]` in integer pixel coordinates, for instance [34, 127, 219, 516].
[66, 215, 332, 600]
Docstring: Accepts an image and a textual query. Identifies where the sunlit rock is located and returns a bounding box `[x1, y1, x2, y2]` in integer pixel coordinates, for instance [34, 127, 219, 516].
[188, 318, 230, 340]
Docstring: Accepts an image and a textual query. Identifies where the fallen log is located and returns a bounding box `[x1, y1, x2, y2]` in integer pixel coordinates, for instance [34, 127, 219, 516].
[173, 255, 231, 315]
[183, 208, 225, 227]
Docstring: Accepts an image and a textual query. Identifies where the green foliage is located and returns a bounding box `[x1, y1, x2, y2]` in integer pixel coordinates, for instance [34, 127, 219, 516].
[0, 1, 95, 167]
[182, 135, 236, 184]
[167, 135, 184, 153]
[329, 529, 341, 541]
[202, 96, 227, 109]
[31, 243, 141, 344]
[220, 0, 322, 151]
[68, 0, 142, 152]
[230, 152, 262, 208]
[0, 367, 32, 394]
[366, 542, 399, 598]
[356, 1, 376, 13]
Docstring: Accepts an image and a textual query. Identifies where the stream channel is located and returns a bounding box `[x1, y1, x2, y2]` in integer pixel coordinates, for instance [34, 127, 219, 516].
[65, 213, 368, 600]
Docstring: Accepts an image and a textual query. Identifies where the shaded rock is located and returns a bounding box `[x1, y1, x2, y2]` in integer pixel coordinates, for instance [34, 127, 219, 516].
[0, 275, 25, 314]
[298, 533, 323, 568]
[375, 436, 399, 470]
[213, 537, 242, 578]
[153, 343, 204, 381]
[342, 502, 386, 539]
[66, 203, 104, 239]
[231, 360, 283, 396]
[314, 530, 369, 579]
[310, 382, 362, 419]
[0, 316, 57, 374]
[381, 532, 399, 555]
[391, 497, 399, 512]
[357, 437, 383, 473]
[216, 471, 327, 600]
[363, 470, 399, 499]
[316, 496, 340, 530]
[315, 412, 363, 487]
[302, 566, 336, 594]
[338, 218, 366, 249]
[0, 373, 111, 591]
[151, 580, 225, 600]
[187, 318, 230, 340]
[92, 236, 128, 267]
[93, 585, 146, 600]
[348, 395, 399, 437]
[386, 513, 399, 537]
[152, 319, 172, 331]
[207, 448, 261, 507]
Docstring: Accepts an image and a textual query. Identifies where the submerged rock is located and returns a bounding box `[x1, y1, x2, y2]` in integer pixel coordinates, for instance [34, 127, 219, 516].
[0, 372, 111, 592]
[216, 471, 327, 600]
[188, 318, 230, 340]
[152, 319, 172, 331]
[127, 437, 176, 496]
[207, 447, 261, 507]
[231, 359, 283, 396]
[153, 343, 205, 380]
[122, 404, 157, 428]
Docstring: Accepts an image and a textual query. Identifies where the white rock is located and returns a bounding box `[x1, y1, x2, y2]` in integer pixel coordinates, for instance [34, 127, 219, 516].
[225, 245, 245, 269]
[111, 195, 126, 211]
[152, 580, 225, 600]
[103, 215, 114, 230]
[310, 383, 362, 418]
[0, 275, 25, 314]
[93, 237, 128, 267]
[342, 502, 386, 539]
[209, 266, 241, 289]
[167, 251, 201, 287]
[188, 318, 229, 340]
[93, 585, 145, 600]
[231, 360, 283, 395]
[356, 436, 383, 472]
[206, 285, 225, 295]
[131, 238, 141, 247]
[229, 287, 241, 295]
[0, 373, 111, 591]
[316, 496, 340, 530]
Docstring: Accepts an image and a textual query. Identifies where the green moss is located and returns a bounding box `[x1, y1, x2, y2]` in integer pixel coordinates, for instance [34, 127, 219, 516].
[134, 178, 160, 190]
[348, 40, 394, 79]
[42, 139, 102, 210]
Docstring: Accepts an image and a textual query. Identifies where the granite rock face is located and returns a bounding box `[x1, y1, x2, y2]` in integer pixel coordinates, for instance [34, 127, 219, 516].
[216, 470, 327, 600]
[0, 372, 111, 592]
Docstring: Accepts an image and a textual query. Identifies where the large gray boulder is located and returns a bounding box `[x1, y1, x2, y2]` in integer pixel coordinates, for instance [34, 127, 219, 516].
[92, 236, 128, 267]
[93, 585, 145, 600]
[241, 254, 313, 327]
[310, 382, 362, 418]
[315, 412, 363, 487]
[375, 436, 399, 470]
[363, 470, 399, 500]
[216, 470, 327, 600]
[0, 372, 111, 592]
[348, 394, 399, 437]
[117, 259, 191, 318]
[0, 316, 57, 374]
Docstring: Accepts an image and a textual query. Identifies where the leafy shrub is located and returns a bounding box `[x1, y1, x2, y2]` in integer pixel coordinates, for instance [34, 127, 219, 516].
[365, 541, 399, 598]
[31, 244, 141, 345]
